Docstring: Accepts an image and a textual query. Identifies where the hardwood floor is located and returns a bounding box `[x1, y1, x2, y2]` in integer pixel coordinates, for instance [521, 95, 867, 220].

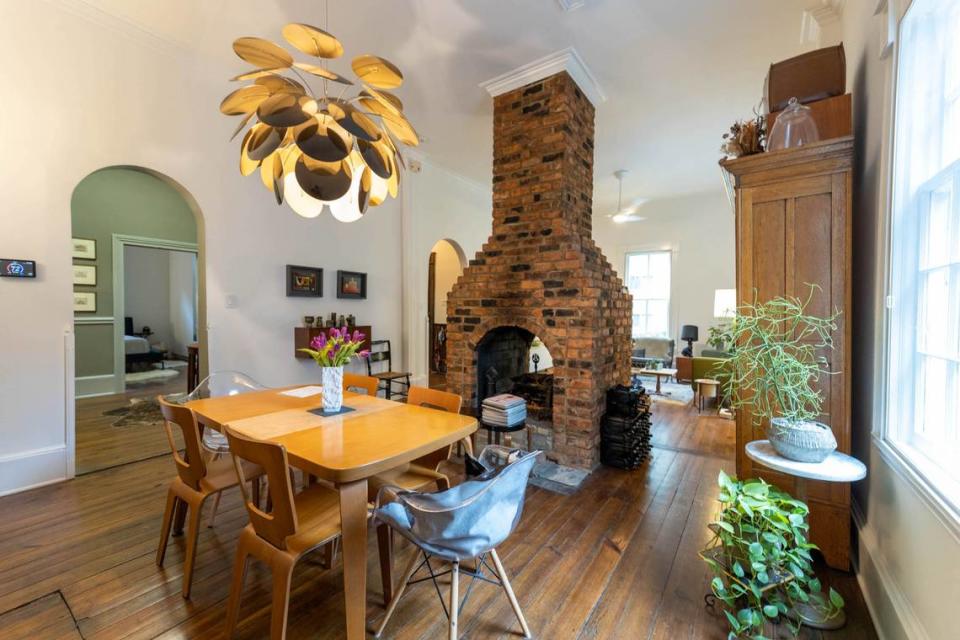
[0, 397, 877, 639]
[76, 377, 186, 475]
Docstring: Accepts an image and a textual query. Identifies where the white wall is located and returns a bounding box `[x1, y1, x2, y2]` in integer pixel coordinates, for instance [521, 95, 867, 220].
[402, 156, 491, 386]
[431, 240, 463, 324]
[124, 246, 174, 351]
[168, 250, 197, 358]
[841, 1, 960, 638]
[593, 191, 736, 356]
[0, 2, 479, 495]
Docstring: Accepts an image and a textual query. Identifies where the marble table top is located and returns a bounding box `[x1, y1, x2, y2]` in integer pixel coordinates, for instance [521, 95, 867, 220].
[745, 440, 867, 482]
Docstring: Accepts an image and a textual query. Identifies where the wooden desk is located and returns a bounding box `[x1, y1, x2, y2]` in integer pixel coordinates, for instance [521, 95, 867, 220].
[186, 388, 477, 639]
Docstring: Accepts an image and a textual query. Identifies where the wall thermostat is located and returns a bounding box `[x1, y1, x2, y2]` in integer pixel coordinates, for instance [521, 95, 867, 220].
[0, 259, 36, 278]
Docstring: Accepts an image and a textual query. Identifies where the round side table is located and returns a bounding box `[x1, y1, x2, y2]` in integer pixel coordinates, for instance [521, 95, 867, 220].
[694, 378, 719, 413]
[745, 439, 867, 630]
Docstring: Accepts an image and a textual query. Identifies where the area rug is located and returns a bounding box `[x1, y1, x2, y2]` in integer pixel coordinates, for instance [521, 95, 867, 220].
[126, 368, 180, 386]
[530, 460, 590, 495]
[634, 377, 695, 406]
[103, 397, 164, 427]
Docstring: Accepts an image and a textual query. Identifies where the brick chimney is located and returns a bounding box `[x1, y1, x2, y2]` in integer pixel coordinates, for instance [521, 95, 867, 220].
[445, 71, 632, 469]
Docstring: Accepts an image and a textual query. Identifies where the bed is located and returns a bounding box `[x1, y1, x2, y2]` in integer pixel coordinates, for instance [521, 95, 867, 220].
[124, 317, 164, 372]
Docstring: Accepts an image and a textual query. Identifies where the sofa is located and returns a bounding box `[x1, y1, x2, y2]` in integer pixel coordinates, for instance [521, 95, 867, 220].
[631, 337, 675, 369]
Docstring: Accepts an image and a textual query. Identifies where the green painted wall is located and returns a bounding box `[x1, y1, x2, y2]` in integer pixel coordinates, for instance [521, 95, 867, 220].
[72, 168, 197, 378]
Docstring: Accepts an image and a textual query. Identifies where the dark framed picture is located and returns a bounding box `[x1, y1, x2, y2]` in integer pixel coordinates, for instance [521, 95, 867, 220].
[337, 270, 367, 299]
[286, 265, 322, 297]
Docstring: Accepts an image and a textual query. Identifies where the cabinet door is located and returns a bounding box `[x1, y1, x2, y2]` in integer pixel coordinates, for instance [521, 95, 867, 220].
[736, 174, 849, 508]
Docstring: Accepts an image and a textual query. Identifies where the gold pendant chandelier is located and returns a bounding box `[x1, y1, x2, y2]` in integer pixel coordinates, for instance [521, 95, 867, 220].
[220, 20, 418, 222]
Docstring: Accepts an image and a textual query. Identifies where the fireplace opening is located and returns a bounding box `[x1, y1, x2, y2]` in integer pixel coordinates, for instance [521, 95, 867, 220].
[475, 326, 554, 424]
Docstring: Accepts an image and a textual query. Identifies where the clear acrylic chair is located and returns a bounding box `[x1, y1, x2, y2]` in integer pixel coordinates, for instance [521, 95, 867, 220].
[373, 445, 540, 640]
[166, 371, 267, 526]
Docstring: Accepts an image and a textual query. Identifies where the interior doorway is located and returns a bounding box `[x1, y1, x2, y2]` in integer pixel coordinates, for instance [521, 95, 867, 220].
[70, 167, 206, 474]
[427, 239, 466, 390]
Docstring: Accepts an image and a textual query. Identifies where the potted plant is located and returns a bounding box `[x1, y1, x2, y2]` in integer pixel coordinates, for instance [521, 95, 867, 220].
[701, 471, 844, 639]
[715, 287, 840, 462]
[298, 326, 369, 413]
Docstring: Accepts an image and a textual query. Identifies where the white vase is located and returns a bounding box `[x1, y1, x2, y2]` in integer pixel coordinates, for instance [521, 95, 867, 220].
[321, 366, 344, 412]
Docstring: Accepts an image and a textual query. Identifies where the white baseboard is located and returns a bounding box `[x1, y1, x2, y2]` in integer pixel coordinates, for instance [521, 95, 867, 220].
[76, 373, 118, 398]
[0, 445, 68, 497]
[852, 499, 928, 640]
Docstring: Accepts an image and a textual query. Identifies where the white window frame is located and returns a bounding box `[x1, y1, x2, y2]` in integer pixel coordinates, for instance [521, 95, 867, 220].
[880, 0, 960, 530]
[624, 249, 673, 339]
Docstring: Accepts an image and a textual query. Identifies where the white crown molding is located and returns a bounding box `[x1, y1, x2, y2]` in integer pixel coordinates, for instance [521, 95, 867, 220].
[556, 0, 586, 11]
[43, 0, 190, 58]
[479, 47, 606, 106]
[800, 0, 845, 47]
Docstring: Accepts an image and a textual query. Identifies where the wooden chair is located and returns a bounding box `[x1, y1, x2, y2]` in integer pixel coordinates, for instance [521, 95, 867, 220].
[366, 339, 411, 400]
[343, 372, 378, 396]
[223, 426, 352, 640]
[155, 397, 263, 599]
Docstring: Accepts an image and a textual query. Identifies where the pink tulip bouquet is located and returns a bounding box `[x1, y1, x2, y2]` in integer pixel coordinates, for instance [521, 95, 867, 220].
[299, 327, 370, 367]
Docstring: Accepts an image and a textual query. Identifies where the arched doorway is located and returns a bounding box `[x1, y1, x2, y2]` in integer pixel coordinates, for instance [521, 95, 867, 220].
[70, 166, 207, 474]
[427, 239, 467, 389]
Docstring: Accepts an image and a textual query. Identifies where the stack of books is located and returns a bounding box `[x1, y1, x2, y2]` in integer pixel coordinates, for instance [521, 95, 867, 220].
[481, 393, 527, 427]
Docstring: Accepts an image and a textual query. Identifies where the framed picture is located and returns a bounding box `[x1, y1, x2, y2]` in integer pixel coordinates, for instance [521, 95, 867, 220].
[71, 238, 96, 260]
[72, 265, 96, 286]
[337, 270, 367, 299]
[286, 265, 322, 297]
[73, 291, 96, 312]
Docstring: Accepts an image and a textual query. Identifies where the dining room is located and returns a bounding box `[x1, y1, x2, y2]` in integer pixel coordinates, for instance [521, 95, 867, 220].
[1, 1, 956, 639]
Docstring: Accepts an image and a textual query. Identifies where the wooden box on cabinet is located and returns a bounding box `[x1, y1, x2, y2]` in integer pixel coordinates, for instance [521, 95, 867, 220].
[721, 137, 853, 570]
[294, 326, 372, 358]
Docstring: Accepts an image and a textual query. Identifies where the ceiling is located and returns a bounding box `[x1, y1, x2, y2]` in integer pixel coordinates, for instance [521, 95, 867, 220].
[78, 0, 813, 215]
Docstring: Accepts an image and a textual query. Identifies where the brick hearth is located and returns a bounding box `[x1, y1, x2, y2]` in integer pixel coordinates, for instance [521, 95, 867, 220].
[445, 71, 632, 469]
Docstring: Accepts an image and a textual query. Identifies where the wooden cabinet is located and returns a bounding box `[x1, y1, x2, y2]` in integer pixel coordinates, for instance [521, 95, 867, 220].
[721, 137, 852, 570]
[675, 356, 693, 383]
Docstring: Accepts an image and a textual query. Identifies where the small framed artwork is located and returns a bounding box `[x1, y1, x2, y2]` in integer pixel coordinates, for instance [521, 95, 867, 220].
[337, 270, 367, 299]
[286, 265, 323, 297]
[72, 238, 96, 260]
[73, 291, 96, 312]
[73, 265, 96, 286]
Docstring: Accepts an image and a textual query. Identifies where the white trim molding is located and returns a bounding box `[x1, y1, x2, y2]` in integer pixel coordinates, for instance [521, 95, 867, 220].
[0, 445, 68, 497]
[74, 315, 114, 325]
[76, 374, 118, 398]
[479, 47, 606, 106]
[852, 498, 930, 640]
[801, 0, 846, 48]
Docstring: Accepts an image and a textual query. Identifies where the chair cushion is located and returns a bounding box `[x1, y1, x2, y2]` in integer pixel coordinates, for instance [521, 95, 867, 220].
[373, 371, 410, 380]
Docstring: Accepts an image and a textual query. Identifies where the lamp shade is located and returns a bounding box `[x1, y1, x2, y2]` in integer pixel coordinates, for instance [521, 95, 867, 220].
[680, 325, 699, 341]
[714, 288, 737, 319]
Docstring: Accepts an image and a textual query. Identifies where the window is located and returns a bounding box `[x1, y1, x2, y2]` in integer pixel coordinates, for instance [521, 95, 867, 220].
[887, 0, 960, 510]
[625, 250, 671, 338]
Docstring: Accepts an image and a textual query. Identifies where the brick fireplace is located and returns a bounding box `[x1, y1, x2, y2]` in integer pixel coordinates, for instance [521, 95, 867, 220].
[445, 71, 632, 469]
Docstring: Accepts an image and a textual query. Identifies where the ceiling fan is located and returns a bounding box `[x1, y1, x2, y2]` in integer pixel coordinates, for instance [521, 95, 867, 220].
[607, 169, 647, 223]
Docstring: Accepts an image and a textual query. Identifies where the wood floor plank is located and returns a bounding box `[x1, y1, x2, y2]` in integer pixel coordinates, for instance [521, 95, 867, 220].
[0, 396, 877, 639]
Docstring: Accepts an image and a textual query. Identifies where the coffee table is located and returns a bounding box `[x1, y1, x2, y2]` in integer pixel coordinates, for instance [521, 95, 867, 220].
[634, 368, 677, 395]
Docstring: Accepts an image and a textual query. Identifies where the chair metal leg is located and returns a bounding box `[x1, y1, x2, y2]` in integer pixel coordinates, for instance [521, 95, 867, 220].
[375, 548, 423, 638]
[449, 560, 460, 640]
[490, 549, 531, 638]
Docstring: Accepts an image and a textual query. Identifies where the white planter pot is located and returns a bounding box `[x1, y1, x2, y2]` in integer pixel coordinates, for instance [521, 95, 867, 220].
[321, 366, 344, 412]
[768, 417, 837, 463]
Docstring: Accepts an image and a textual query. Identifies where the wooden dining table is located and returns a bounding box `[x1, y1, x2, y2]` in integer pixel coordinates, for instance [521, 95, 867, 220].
[185, 386, 477, 639]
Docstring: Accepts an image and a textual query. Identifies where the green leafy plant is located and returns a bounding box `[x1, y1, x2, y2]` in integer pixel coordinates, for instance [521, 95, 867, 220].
[714, 286, 838, 426]
[701, 471, 844, 639]
[707, 323, 730, 351]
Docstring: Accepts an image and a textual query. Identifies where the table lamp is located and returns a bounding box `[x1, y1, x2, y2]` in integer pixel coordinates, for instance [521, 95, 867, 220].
[680, 325, 699, 357]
